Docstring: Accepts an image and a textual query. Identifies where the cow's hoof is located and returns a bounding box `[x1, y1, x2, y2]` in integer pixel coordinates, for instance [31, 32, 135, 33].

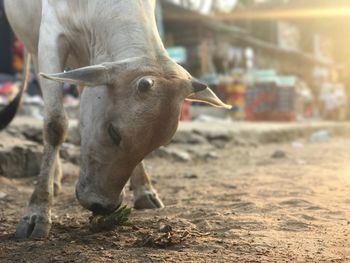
[15, 214, 51, 240]
[134, 193, 164, 210]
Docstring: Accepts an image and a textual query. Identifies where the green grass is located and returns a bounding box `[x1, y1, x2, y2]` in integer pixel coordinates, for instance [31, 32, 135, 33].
[89, 205, 132, 232]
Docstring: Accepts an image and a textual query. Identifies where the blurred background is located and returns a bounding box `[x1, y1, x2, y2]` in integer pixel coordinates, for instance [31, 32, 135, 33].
[1, 0, 350, 122]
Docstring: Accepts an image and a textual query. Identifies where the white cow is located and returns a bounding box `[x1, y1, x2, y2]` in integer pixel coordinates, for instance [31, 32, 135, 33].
[2, 0, 230, 239]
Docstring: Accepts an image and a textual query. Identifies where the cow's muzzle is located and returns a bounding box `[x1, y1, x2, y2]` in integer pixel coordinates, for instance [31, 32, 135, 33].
[75, 182, 123, 215]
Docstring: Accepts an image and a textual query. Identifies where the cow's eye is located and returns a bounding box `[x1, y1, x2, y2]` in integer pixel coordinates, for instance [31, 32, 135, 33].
[108, 124, 121, 145]
[137, 78, 154, 93]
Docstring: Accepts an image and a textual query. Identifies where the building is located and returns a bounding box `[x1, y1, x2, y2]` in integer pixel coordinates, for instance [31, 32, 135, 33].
[160, 0, 334, 80]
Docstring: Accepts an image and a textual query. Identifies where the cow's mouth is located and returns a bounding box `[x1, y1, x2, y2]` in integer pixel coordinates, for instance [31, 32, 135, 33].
[90, 203, 120, 215]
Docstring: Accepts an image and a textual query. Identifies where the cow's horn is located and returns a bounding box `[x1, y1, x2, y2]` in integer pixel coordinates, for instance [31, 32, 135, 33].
[40, 64, 110, 87]
[187, 79, 232, 109]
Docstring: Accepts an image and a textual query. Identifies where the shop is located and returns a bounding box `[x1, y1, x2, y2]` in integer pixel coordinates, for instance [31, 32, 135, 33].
[161, 1, 338, 121]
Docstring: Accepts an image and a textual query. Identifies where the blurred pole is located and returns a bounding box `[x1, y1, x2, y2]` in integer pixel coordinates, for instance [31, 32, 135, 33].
[200, 40, 209, 74]
[0, 0, 15, 75]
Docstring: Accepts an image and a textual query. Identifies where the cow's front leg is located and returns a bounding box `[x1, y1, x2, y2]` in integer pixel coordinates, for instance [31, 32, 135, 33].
[15, 101, 68, 240]
[15, 131, 66, 239]
[31, 56, 63, 198]
[15, 34, 68, 239]
[130, 162, 164, 209]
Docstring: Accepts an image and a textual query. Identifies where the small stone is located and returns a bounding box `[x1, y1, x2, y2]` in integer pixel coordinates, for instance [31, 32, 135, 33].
[0, 192, 7, 199]
[171, 130, 193, 144]
[210, 139, 227, 149]
[296, 159, 306, 165]
[171, 149, 192, 162]
[148, 147, 171, 159]
[172, 131, 207, 144]
[201, 152, 218, 160]
[0, 144, 42, 178]
[271, 150, 286, 159]
[184, 173, 198, 179]
[195, 129, 232, 142]
[132, 225, 140, 231]
[154, 147, 192, 162]
[22, 126, 43, 143]
[187, 133, 208, 144]
[159, 224, 173, 233]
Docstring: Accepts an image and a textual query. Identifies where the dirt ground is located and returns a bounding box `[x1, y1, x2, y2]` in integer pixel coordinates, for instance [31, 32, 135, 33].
[1, 137, 350, 262]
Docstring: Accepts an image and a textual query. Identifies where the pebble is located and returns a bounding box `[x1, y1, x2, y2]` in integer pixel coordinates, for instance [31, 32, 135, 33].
[0, 191, 7, 199]
[271, 150, 286, 159]
[159, 224, 173, 233]
[184, 173, 198, 179]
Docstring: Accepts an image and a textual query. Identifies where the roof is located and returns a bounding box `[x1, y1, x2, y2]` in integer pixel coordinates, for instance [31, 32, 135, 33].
[161, 1, 246, 35]
[161, 0, 333, 66]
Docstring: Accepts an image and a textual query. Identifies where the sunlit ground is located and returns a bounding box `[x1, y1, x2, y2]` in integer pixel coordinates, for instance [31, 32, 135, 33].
[1, 137, 350, 261]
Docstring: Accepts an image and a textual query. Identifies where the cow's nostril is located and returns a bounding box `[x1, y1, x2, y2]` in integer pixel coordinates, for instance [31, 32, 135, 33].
[89, 203, 113, 215]
[108, 124, 121, 145]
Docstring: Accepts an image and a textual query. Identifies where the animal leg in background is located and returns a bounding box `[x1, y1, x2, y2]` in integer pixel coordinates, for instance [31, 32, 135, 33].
[130, 161, 164, 209]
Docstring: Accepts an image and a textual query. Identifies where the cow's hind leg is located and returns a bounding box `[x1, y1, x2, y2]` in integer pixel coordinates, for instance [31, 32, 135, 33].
[15, 31, 68, 239]
[130, 162, 164, 209]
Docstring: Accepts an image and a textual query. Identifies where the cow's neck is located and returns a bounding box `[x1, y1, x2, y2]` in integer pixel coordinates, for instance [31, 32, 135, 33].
[85, 1, 166, 64]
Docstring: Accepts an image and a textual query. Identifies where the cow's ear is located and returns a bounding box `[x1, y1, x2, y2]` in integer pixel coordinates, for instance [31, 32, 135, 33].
[39, 57, 145, 87]
[186, 79, 232, 109]
[39, 64, 109, 87]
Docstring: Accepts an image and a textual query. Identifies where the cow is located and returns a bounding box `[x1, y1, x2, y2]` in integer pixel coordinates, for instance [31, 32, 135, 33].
[2, 0, 231, 239]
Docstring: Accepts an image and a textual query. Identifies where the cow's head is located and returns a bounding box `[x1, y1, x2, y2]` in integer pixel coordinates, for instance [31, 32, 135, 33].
[41, 56, 230, 214]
